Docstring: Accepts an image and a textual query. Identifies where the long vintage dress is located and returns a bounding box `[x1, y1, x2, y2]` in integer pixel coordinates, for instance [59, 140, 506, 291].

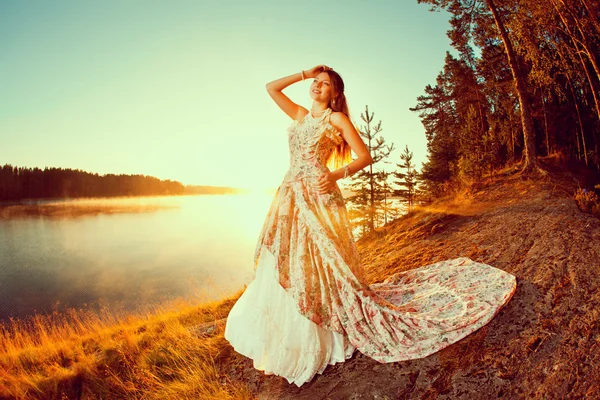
[224, 108, 517, 387]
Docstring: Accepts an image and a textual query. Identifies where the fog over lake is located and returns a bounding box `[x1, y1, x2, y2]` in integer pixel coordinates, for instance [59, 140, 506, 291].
[0, 194, 273, 322]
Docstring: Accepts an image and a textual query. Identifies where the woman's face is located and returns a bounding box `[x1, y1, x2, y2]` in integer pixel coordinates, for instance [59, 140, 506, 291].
[309, 72, 332, 104]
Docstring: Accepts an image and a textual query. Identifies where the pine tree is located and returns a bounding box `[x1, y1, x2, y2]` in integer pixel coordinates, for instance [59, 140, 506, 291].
[346, 105, 394, 233]
[410, 67, 458, 197]
[392, 145, 418, 213]
[376, 169, 401, 227]
[346, 181, 370, 238]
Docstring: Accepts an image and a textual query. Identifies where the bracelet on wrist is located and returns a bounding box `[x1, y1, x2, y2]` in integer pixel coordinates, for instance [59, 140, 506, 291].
[301, 70, 305, 81]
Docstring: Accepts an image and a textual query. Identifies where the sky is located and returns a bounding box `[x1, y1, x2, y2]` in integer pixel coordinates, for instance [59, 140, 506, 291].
[0, 0, 452, 190]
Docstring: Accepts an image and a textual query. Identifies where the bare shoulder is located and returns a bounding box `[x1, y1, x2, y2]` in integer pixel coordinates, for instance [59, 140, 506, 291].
[329, 111, 350, 130]
[295, 106, 309, 121]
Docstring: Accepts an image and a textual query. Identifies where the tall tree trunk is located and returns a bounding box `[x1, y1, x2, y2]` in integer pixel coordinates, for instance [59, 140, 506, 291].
[538, 85, 551, 156]
[555, 43, 600, 165]
[580, 0, 600, 34]
[555, 41, 600, 121]
[542, 93, 550, 156]
[485, 0, 540, 173]
[555, 0, 600, 83]
[595, 129, 600, 170]
[567, 75, 587, 164]
[366, 122, 375, 232]
[578, 52, 600, 120]
[509, 112, 515, 162]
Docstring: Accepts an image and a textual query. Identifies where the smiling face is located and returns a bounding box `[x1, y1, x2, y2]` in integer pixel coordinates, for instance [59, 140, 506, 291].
[309, 72, 332, 105]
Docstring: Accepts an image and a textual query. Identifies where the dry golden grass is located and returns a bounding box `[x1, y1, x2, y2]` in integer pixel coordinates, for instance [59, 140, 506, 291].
[573, 187, 600, 216]
[0, 292, 254, 400]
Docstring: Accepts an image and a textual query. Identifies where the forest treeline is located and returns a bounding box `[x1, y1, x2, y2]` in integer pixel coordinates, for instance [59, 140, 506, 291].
[0, 164, 243, 201]
[347, 0, 599, 236]
[0, 164, 184, 201]
[412, 0, 599, 196]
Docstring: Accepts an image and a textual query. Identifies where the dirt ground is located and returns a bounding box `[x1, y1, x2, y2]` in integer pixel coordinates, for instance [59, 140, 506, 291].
[213, 157, 600, 399]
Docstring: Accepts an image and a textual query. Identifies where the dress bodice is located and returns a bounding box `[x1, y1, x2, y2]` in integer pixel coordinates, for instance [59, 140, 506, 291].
[282, 108, 344, 184]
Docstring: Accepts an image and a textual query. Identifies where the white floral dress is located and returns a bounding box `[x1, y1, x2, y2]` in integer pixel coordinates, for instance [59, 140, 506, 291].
[224, 108, 517, 387]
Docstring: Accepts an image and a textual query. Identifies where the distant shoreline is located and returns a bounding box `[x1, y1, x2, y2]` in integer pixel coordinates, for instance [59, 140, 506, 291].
[0, 189, 276, 207]
[0, 192, 277, 219]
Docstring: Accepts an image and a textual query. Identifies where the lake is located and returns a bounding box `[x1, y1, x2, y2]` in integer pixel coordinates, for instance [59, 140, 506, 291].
[0, 193, 274, 323]
[0, 192, 406, 324]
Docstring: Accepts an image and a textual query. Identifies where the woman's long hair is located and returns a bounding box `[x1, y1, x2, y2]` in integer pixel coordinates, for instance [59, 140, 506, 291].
[325, 69, 355, 171]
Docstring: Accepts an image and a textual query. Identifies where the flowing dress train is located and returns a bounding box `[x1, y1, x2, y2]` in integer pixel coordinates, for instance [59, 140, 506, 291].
[224, 108, 517, 387]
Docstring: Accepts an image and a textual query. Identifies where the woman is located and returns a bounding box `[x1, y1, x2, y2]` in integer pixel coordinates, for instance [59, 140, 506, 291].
[224, 65, 517, 387]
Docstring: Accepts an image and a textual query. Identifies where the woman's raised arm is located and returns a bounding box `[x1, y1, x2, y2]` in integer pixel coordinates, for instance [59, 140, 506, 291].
[266, 65, 330, 121]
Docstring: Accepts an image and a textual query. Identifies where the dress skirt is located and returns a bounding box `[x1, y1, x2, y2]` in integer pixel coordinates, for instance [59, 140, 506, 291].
[224, 244, 356, 387]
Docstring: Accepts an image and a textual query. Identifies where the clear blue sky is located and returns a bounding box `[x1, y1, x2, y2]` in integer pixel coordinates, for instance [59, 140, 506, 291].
[0, 0, 452, 189]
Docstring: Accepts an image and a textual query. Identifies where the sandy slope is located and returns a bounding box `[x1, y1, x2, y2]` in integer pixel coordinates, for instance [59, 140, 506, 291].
[215, 157, 600, 399]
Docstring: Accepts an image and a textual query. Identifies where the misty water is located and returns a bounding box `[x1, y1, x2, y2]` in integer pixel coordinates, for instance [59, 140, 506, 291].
[0, 193, 274, 323]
